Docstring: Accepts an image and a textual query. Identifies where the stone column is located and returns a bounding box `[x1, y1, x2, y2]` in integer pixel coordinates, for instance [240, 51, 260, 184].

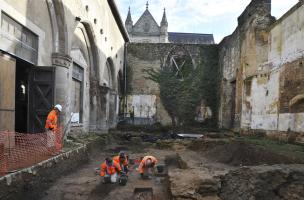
[52, 53, 72, 131]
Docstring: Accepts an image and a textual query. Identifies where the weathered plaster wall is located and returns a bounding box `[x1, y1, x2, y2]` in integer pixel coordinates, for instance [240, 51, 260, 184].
[219, 0, 304, 139]
[219, 0, 274, 130]
[218, 30, 240, 129]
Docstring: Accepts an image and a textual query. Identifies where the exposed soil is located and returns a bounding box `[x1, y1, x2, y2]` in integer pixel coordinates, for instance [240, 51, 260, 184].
[203, 140, 304, 166]
[40, 140, 171, 200]
[38, 132, 304, 200]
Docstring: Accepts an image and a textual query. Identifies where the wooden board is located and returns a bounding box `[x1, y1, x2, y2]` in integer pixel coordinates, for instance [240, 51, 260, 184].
[0, 53, 16, 132]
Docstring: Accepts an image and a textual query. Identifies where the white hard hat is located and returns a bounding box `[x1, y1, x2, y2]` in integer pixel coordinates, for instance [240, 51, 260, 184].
[54, 104, 62, 112]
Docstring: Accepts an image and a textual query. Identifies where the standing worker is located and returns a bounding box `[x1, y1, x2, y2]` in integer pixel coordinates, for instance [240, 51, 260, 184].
[137, 155, 157, 178]
[45, 104, 62, 152]
[113, 151, 129, 174]
[100, 157, 122, 183]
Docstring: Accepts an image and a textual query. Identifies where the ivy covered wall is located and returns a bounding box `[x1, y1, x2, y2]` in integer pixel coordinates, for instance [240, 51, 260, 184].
[126, 43, 219, 127]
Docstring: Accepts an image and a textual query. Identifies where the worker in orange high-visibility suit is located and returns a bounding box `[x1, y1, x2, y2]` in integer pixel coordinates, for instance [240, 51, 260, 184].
[113, 151, 129, 174]
[45, 104, 62, 152]
[100, 157, 122, 183]
[137, 155, 157, 178]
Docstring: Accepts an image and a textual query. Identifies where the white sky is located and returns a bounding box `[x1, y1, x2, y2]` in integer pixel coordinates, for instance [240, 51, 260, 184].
[116, 0, 299, 43]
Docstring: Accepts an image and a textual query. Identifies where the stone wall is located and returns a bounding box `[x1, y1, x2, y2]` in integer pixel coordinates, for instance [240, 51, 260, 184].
[126, 43, 219, 126]
[0, 0, 127, 134]
[218, 0, 304, 141]
[218, 0, 274, 131]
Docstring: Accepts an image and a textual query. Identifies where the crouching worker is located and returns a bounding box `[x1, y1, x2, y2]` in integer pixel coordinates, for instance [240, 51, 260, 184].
[100, 157, 122, 184]
[113, 151, 129, 174]
[137, 156, 157, 178]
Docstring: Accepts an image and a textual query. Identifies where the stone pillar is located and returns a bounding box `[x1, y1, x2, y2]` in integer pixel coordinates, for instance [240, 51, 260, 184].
[109, 90, 118, 128]
[99, 86, 109, 133]
[52, 53, 72, 130]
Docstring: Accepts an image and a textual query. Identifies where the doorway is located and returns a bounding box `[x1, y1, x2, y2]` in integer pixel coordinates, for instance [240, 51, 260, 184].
[15, 58, 31, 133]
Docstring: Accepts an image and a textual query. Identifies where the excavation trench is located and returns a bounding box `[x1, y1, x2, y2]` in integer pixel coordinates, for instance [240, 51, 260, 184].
[4, 132, 304, 200]
[40, 137, 171, 200]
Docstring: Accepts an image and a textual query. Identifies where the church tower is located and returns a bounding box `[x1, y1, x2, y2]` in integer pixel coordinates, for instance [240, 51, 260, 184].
[160, 8, 168, 43]
[126, 2, 168, 43]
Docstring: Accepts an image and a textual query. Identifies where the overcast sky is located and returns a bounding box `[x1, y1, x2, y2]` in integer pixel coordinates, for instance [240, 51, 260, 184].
[116, 0, 299, 43]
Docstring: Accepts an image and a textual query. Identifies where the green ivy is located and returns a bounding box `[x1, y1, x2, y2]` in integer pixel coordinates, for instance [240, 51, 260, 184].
[144, 45, 219, 127]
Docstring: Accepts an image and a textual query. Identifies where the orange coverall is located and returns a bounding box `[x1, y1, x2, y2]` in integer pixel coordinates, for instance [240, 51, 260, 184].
[45, 110, 58, 131]
[113, 155, 129, 173]
[45, 109, 61, 150]
[137, 156, 157, 174]
[113, 155, 128, 167]
[100, 160, 122, 177]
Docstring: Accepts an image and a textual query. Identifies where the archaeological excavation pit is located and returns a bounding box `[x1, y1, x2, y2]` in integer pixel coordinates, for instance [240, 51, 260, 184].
[1, 133, 304, 200]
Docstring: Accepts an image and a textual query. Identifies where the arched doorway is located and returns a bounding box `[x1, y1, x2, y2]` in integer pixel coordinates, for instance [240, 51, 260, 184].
[69, 22, 100, 133]
[101, 58, 118, 128]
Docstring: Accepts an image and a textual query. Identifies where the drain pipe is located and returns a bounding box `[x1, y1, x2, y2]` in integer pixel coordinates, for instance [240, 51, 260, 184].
[123, 42, 129, 118]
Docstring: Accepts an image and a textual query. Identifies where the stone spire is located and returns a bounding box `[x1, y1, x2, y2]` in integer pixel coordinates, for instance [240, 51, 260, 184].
[160, 7, 168, 42]
[126, 7, 133, 25]
[146, 1, 149, 10]
[161, 8, 168, 26]
[125, 7, 133, 34]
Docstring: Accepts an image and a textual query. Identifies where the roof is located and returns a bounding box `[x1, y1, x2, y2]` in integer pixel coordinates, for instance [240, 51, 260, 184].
[168, 32, 214, 44]
[107, 0, 129, 42]
[133, 9, 160, 30]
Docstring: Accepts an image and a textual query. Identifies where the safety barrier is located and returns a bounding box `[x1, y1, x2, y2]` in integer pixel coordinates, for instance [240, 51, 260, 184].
[0, 129, 62, 176]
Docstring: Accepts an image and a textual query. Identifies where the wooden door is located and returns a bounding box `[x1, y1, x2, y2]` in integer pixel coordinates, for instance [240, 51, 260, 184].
[0, 53, 16, 132]
[28, 67, 55, 133]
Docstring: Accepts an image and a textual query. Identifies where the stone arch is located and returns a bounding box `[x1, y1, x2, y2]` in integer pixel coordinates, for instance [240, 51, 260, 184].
[105, 57, 117, 90]
[47, 0, 69, 54]
[162, 45, 196, 80]
[104, 57, 118, 128]
[70, 22, 102, 132]
[163, 45, 196, 70]
[69, 23, 92, 131]
[80, 21, 100, 78]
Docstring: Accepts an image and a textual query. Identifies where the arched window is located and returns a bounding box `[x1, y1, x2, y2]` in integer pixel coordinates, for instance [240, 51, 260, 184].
[164, 46, 195, 81]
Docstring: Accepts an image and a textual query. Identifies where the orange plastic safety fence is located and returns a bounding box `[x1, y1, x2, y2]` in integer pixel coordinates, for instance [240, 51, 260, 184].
[0, 128, 62, 176]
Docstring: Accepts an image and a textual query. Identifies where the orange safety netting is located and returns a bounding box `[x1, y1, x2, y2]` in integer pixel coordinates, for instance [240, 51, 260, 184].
[0, 128, 63, 176]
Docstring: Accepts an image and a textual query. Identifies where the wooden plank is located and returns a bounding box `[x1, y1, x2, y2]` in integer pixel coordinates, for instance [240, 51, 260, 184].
[0, 53, 16, 132]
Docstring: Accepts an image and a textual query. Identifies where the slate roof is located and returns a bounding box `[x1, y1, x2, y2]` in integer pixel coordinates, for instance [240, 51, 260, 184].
[168, 32, 214, 44]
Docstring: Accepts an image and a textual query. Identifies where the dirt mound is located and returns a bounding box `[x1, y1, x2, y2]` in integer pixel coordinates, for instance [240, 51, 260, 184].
[204, 141, 304, 166]
[219, 165, 304, 200]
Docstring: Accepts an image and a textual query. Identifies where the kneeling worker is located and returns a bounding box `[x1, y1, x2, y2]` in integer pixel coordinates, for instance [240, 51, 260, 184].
[100, 157, 122, 183]
[137, 155, 157, 178]
[113, 151, 129, 174]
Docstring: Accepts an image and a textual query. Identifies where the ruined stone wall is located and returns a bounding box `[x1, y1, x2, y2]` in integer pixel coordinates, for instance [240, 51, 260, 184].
[218, 30, 240, 129]
[126, 43, 219, 126]
[219, 0, 304, 140]
[219, 0, 274, 130]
